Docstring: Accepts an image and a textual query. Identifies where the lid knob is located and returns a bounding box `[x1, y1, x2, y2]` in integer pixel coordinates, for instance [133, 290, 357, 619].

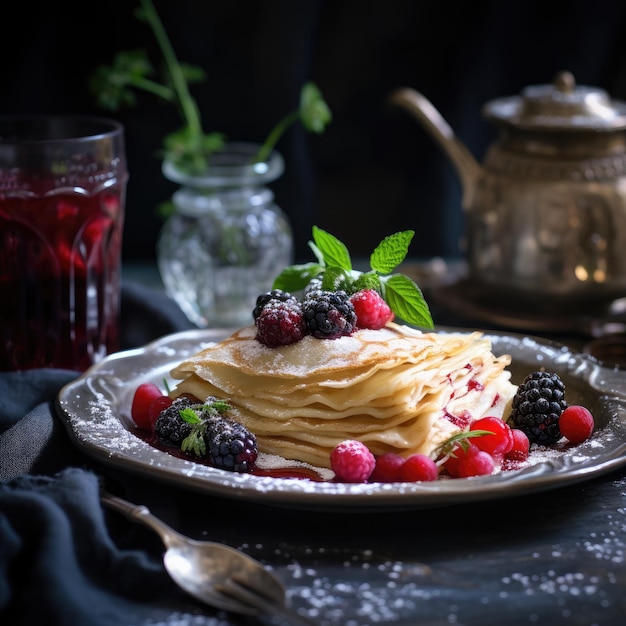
[554, 71, 575, 94]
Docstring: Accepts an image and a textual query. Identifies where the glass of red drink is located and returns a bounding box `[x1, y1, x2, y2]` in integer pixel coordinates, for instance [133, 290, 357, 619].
[0, 116, 128, 371]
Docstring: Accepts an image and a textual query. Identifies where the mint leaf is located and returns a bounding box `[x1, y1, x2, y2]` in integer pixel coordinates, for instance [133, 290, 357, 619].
[370, 230, 414, 274]
[382, 274, 434, 329]
[181, 425, 206, 457]
[202, 398, 232, 415]
[179, 407, 201, 424]
[312, 226, 352, 270]
[308, 241, 325, 265]
[272, 262, 323, 292]
[321, 266, 353, 292]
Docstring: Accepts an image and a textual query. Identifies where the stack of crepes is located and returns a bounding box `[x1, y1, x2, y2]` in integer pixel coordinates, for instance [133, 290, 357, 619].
[169, 322, 517, 469]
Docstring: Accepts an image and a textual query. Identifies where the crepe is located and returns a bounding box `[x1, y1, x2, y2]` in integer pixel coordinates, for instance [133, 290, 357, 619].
[169, 322, 516, 468]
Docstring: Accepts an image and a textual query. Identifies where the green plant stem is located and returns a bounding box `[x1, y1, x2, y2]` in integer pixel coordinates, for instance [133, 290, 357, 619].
[256, 111, 300, 163]
[127, 76, 175, 102]
[140, 0, 206, 167]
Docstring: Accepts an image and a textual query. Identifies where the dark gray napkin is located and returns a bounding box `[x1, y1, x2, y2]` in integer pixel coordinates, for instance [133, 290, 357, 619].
[0, 469, 180, 625]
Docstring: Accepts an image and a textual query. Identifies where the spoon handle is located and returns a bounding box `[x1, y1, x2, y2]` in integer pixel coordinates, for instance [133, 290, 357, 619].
[100, 491, 183, 548]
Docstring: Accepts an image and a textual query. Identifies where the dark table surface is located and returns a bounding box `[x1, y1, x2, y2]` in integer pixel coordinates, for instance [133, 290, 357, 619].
[2, 262, 625, 626]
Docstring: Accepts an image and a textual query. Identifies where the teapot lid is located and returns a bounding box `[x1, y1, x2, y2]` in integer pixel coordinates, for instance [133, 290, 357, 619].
[483, 71, 626, 131]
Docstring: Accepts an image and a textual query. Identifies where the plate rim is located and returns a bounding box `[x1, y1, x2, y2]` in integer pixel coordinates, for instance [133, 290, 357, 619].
[55, 327, 626, 511]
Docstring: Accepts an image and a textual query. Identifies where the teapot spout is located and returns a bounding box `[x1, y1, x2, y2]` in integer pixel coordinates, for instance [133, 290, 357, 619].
[389, 87, 482, 209]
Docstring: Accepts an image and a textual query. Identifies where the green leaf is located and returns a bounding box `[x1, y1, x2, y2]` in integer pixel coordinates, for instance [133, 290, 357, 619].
[272, 263, 323, 292]
[181, 426, 206, 457]
[312, 226, 352, 271]
[320, 266, 352, 292]
[370, 230, 414, 274]
[202, 398, 232, 415]
[179, 63, 206, 85]
[299, 82, 332, 134]
[434, 429, 494, 459]
[179, 407, 201, 424]
[382, 274, 434, 329]
[307, 241, 325, 265]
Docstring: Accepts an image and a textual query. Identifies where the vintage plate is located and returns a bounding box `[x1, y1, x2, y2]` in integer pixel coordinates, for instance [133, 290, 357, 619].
[56, 328, 626, 512]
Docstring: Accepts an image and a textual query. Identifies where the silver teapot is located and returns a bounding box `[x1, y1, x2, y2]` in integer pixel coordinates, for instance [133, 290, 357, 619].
[391, 71, 626, 314]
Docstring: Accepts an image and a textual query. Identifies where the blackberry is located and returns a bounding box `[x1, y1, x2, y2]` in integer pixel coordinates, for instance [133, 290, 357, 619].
[509, 371, 567, 445]
[252, 289, 297, 321]
[204, 416, 258, 472]
[255, 299, 307, 347]
[302, 290, 357, 339]
[154, 397, 195, 446]
[303, 277, 323, 297]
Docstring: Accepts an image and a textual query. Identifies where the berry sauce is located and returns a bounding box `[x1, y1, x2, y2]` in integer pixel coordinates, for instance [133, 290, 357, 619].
[132, 427, 327, 481]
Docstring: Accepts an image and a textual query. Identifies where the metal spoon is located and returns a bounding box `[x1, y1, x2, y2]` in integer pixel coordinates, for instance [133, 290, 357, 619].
[101, 492, 316, 625]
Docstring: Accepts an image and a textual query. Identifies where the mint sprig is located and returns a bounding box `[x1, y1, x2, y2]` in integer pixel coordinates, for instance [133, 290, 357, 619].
[179, 399, 232, 457]
[179, 407, 206, 457]
[272, 226, 434, 329]
[433, 429, 494, 460]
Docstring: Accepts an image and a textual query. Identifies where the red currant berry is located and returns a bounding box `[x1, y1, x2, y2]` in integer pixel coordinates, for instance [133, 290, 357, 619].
[470, 416, 514, 456]
[349, 289, 394, 330]
[506, 428, 530, 461]
[444, 443, 495, 478]
[559, 405, 594, 443]
[457, 449, 495, 478]
[399, 454, 439, 482]
[131, 383, 164, 431]
[443, 443, 475, 477]
[330, 440, 376, 482]
[369, 453, 405, 482]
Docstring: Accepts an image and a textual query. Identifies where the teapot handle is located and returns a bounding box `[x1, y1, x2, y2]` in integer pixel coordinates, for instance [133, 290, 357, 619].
[389, 87, 481, 209]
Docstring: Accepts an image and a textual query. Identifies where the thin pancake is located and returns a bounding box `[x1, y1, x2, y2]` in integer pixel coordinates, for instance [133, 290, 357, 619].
[170, 322, 516, 469]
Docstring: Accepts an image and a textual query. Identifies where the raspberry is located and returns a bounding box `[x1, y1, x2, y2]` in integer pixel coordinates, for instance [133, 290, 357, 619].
[470, 416, 514, 457]
[255, 299, 307, 347]
[369, 453, 405, 482]
[252, 289, 297, 321]
[509, 371, 567, 445]
[302, 290, 357, 339]
[399, 453, 439, 482]
[559, 405, 594, 443]
[330, 440, 376, 482]
[349, 289, 394, 330]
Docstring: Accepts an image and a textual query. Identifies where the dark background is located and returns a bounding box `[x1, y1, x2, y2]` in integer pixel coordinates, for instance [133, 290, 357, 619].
[4, 0, 626, 263]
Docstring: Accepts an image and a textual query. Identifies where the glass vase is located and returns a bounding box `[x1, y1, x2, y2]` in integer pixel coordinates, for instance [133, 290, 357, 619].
[157, 142, 293, 328]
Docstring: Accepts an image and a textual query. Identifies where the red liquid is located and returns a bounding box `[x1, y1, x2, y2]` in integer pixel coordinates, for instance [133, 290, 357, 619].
[0, 184, 125, 371]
